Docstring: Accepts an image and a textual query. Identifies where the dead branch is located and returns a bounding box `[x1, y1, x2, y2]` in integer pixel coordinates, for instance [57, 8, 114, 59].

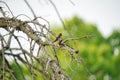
[0, 1, 84, 80]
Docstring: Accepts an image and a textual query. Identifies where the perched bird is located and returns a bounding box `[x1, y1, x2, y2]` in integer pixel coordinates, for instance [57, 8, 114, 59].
[52, 33, 62, 43]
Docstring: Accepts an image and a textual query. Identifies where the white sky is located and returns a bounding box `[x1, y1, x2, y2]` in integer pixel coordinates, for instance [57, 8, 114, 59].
[1, 0, 120, 37]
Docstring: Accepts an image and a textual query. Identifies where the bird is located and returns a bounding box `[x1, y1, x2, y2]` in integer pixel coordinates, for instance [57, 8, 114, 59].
[52, 33, 62, 43]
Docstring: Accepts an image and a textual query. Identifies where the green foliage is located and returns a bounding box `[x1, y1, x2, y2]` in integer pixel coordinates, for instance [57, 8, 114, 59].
[11, 63, 25, 80]
[52, 16, 120, 80]
[11, 59, 46, 80]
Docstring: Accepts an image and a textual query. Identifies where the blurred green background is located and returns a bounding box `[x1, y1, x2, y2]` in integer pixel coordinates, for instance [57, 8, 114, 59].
[52, 16, 120, 80]
[4, 16, 120, 80]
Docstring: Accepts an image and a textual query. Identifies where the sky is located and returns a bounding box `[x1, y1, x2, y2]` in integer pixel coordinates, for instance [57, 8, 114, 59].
[1, 0, 120, 37]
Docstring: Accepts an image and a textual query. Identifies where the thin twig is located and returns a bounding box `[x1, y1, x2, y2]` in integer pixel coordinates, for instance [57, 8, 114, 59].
[23, 0, 36, 18]
[49, 0, 66, 30]
[0, 34, 5, 80]
[0, 1, 14, 17]
[63, 34, 94, 43]
[68, 0, 75, 6]
[0, 6, 6, 17]
[52, 47, 59, 66]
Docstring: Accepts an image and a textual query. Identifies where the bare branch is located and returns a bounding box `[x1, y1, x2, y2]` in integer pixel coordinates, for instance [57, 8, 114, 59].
[63, 34, 94, 43]
[0, 1, 88, 79]
[23, 0, 36, 18]
[49, 0, 66, 30]
[0, 1, 14, 17]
